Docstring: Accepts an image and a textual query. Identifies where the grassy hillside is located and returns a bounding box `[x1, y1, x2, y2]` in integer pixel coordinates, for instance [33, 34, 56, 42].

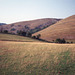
[0, 18, 60, 34]
[0, 33, 40, 42]
[33, 15, 75, 42]
[0, 41, 75, 75]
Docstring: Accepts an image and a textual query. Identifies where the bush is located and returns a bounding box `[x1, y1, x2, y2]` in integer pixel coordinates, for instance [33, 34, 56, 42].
[17, 30, 22, 35]
[66, 42, 69, 43]
[21, 32, 26, 36]
[55, 38, 66, 43]
[36, 34, 41, 39]
[71, 41, 73, 43]
[32, 36, 36, 39]
[62, 38, 66, 43]
[17, 31, 32, 37]
[26, 32, 32, 37]
[3, 30, 8, 33]
[17, 31, 26, 36]
[55, 38, 61, 43]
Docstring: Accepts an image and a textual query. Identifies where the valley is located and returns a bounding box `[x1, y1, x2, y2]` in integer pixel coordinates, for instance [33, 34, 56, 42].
[0, 15, 75, 75]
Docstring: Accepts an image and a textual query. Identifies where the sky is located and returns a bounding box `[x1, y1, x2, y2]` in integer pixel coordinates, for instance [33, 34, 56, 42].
[0, 0, 75, 24]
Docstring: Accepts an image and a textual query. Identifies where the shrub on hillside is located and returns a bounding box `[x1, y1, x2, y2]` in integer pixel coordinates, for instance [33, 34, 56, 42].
[71, 41, 73, 43]
[26, 32, 32, 37]
[66, 42, 69, 43]
[21, 32, 27, 36]
[17, 30, 22, 35]
[36, 34, 41, 39]
[55, 38, 66, 43]
[17, 30, 32, 37]
[3, 30, 8, 33]
[32, 36, 36, 39]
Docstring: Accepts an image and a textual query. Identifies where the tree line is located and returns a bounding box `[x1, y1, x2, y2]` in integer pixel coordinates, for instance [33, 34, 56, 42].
[0, 30, 73, 43]
[53, 38, 73, 44]
[0, 30, 41, 39]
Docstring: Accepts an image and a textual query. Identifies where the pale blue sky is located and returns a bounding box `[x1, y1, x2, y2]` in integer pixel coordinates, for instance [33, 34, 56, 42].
[0, 0, 75, 24]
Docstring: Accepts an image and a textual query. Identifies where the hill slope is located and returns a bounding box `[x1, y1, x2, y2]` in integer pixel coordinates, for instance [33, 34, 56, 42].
[33, 15, 75, 41]
[0, 18, 60, 34]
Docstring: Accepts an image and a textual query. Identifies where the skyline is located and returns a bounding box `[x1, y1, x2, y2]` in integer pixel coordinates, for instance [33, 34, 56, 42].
[0, 0, 75, 24]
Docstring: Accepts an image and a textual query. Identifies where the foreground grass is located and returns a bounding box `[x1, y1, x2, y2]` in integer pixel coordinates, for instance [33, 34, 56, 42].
[0, 41, 75, 75]
[0, 33, 40, 42]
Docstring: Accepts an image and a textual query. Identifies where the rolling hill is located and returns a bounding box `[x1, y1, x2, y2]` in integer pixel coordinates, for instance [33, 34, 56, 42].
[0, 26, 75, 75]
[33, 15, 75, 42]
[0, 18, 61, 34]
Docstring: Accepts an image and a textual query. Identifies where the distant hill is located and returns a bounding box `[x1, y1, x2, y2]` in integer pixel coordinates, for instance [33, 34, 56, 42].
[33, 15, 75, 41]
[0, 23, 6, 26]
[0, 18, 61, 34]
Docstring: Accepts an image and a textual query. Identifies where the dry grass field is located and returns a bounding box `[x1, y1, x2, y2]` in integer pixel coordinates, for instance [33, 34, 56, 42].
[0, 40, 75, 75]
[0, 33, 40, 42]
[0, 33, 75, 75]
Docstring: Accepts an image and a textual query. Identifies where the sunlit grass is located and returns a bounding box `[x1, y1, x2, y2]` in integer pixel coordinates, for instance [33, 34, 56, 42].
[0, 41, 75, 75]
[0, 33, 40, 42]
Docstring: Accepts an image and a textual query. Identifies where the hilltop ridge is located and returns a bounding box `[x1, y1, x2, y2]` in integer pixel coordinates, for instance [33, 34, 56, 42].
[0, 18, 61, 34]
